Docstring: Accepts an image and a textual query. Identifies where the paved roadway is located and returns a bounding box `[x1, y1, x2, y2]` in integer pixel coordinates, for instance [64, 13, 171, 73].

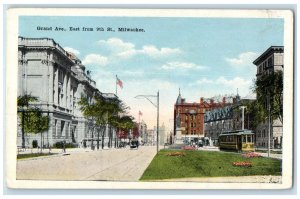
[17, 146, 157, 181]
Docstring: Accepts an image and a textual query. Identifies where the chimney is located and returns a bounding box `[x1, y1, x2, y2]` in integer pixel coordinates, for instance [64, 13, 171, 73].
[222, 97, 226, 104]
[200, 97, 204, 104]
[233, 97, 236, 104]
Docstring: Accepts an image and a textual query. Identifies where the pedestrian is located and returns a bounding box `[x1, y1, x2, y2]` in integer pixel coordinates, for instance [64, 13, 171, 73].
[63, 140, 66, 153]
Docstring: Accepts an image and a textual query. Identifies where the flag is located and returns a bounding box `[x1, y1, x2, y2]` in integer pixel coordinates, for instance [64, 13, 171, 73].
[116, 76, 123, 89]
[139, 110, 143, 116]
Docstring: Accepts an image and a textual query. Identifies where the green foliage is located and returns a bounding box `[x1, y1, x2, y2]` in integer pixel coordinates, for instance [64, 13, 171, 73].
[17, 153, 56, 160]
[243, 100, 266, 128]
[79, 94, 134, 149]
[53, 141, 78, 149]
[17, 94, 38, 107]
[79, 94, 134, 132]
[32, 140, 38, 148]
[18, 94, 50, 135]
[254, 71, 283, 123]
[114, 115, 135, 132]
[140, 150, 282, 180]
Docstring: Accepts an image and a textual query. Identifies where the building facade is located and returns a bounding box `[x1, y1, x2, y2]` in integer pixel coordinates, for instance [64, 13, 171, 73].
[159, 123, 166, 146]
[204, 95, 255, 145]
[253, 46, 284, 149]
[173, 90, 231, 143]
[17, 36, 116, 148]
[139, 120, 148, 145]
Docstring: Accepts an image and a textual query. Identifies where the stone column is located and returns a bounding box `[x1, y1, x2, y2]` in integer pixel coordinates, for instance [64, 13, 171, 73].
[63, 71, 67, 108]
[48, 62, 54, 105]
[54, 68, 58, 105]
[67, 74, 71, 109]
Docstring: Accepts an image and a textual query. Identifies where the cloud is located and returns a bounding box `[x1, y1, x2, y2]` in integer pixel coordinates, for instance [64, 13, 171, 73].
[196, 78, 213, 84]
[216, 76, 251, 88]
[162, 62, 207, 70]
[98, 38, 135, 53]
[122, 70, 145, 77]
[140, 45, 181, 59]
[82, 53, 108, 66]
[194, 76, 251, 96]
[64, 47, 80, 55]
[97, 37, 181, 59]
[225, 52, 258, 67]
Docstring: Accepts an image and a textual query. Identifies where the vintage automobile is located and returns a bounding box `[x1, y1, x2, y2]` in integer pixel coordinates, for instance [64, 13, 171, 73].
[130, 140, 139, 149]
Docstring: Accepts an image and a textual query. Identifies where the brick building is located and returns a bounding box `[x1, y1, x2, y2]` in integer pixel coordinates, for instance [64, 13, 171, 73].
[173, 90, 231, 143]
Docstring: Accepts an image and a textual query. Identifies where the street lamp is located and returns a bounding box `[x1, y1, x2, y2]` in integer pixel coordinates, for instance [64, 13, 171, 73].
[135, 91, 159, 153]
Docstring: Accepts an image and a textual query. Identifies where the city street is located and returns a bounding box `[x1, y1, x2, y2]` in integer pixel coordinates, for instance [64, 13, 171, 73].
[17, 146, 157, 181]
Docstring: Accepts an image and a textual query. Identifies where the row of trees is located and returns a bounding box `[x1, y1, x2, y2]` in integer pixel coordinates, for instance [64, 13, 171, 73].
[17, 93, 136, 150]
[78, 94, 136, 150]
[245, 71, 283, 128]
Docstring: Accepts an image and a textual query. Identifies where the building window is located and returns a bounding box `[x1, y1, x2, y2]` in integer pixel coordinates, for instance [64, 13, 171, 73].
[267, 57, 273, 67]
[61, 121, 65, 136]
[247, 135, 252, 143]
[54, 119, 57, 136]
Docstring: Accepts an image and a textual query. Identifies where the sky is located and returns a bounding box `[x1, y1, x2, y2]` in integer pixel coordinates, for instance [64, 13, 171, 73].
[19, 16, 284, 133]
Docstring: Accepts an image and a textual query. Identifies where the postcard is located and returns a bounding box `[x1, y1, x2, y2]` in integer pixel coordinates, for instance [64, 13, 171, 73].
[5, 8, 294, 189]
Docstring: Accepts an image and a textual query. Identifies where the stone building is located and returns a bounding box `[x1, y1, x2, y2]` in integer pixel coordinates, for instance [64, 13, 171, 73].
[204, 95, 255, 145]
[139, 120, 147, 144]
[159, 123, 166, 146]
[145, 129, 156, 146]
[253, 46, 284, 149]
[17, 36, 116, 148]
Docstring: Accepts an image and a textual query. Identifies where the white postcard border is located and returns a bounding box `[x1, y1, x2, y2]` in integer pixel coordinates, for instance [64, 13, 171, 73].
[6, 8, 294, 189]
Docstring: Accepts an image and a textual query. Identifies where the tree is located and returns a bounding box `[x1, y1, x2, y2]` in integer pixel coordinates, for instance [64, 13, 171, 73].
[254, 71, 283, 124]
[79, 94, 130, 149]
[78, 95, 105, 150]
[17, 94, 49, 149]
[114, 115, 135, 146]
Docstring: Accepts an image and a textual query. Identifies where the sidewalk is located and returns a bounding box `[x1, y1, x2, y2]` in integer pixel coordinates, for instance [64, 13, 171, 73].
[17, 146, 130, 155]
[255, 152, 282, 159]
[17, 146, 157, 181]
[148, 175, 282, 183]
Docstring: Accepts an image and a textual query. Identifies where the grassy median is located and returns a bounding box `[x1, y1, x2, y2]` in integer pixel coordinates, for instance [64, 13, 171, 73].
[17, 153, 56, 160]
[140, 150, 281, 180]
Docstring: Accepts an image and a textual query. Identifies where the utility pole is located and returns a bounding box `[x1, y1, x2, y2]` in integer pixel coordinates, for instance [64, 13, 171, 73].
[157, 91, 159, 153]
[135, 90, 160, 153]
[268, 91, 271, 157]
[240, 106, 246, 130]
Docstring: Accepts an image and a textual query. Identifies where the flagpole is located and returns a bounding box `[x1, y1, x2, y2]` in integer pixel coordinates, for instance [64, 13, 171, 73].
[116, 75, 118, 96]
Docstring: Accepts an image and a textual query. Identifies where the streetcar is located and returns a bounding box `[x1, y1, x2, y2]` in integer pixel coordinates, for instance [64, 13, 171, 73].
[218, 129, 254, 152]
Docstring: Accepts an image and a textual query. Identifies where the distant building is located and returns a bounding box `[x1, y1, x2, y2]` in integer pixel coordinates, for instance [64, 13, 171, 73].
[173, 89, 231, 143]
[139, 120, 147, 144]
[146, 129, 156, 146]
[253, 46, 284, 149]
[159, 123, 166, 146]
